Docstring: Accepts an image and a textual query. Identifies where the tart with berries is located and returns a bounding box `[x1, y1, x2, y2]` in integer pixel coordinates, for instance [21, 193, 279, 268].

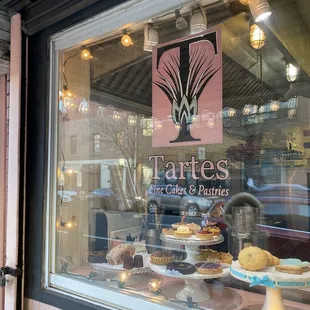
[195, 262, 223, 275]
[196, 229, 214, 240]
[203, 226, 220, 236]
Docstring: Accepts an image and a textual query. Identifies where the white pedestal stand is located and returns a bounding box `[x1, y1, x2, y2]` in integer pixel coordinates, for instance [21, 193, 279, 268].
[176, 278, 211, 302]
[149, 262, 230, 302]
[230, 261, 310, 310]
[262, 287, 286, 310]
[149, 234, 227, 302]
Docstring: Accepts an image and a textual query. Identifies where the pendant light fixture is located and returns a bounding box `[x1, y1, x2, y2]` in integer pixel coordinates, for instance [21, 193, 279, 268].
[80, 46, 93, 60]
[190, 7, 207, 34]
[63, 85, 73, 98]
[249, 0, 272, 23]
[286, 63, 299, 82]
[121, 29, 133, 47]
[175, 9, 188, 30]
[143, 24, 159, 52]
[250, 22, 266, 49]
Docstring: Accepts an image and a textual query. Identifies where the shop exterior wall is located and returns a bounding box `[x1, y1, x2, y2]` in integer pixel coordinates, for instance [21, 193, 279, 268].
[25, 298, 60, 310]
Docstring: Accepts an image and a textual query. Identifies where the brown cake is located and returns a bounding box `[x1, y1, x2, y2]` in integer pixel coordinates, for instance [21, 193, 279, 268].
[106, 244, 135, 265]
[133, 255, 144, 268]
[123, 255, 134, 270]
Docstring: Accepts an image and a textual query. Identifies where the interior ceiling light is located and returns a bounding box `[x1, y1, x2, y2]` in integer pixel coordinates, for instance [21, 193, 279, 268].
[250, 22, 266, 49]
[249, 0, 272, 23]
[286, 63, 299, 82]
[80, 46, 93, 60]
[175, 9, 188, 30]
[190, 7, 207, 35]
[63, 85, 73, 98]
[143, 24, 159, 52]
[121, 29, 133, 47]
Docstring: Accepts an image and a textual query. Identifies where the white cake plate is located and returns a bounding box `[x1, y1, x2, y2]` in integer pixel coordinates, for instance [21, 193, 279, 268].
[161, 234, 224, 264]
[230, 261, 310, 310]
[150, 262, 230, 302]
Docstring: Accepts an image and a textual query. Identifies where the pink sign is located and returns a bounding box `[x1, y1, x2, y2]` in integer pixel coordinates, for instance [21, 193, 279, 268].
[152, 27, 222, 147]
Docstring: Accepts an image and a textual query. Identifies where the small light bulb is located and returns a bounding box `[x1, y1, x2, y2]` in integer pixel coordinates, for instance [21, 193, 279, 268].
[121, 33, 133, 47]
[148, 279, 161, 292]
[64, 89, 73, 98]
[81, 47, 92, 60]
[120, 272, 128, 282]
[66, 222, 73, 228]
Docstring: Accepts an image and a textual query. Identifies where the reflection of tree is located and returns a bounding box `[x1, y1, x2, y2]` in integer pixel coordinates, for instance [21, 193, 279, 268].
[227, 134, 263, 186]
[90, 112, 147, 196]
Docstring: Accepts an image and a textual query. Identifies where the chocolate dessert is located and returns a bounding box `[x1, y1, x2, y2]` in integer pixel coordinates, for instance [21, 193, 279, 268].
[166, 262, 195, 275]
[88, 251, 108, 264]
[133, 255, 144, 268]
[172, 250, 187, 261]
[123, 255, 134, 270]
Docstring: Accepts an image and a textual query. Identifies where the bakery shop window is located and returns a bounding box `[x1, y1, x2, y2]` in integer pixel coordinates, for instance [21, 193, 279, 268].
[49, 0, 310, 309]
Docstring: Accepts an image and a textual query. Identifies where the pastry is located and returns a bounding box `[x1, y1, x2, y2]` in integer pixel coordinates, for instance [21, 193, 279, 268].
[166, 262, 195, 275]
[271, 255, 280, 266]
[263, 250, 279, 266]
[88, 251, 108, 264]
[172, 222, 186, 229]
[186, 223, 201, 234]
[150, 250, 175, 265]
[106, 244, 135, 265]
[195, 262, 223, 275]
[162, 228, 176, 236]
[172, 250, 187, 261]
[203, 226, 220, 236]
[196, 229, 214, 240]
[263, 250, 273, 266]
[133, 255, 144, 268]
[123, 255, 134, 270]
[174, 226, 192, 239]
[198, 249, 233, 265]
[275, 265, 303, 275]
[238, 246, 267, 271]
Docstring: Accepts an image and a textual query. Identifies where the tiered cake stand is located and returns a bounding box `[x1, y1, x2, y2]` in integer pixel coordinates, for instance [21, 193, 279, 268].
[149, 234, 229, 302]
[230, 261, 310, 310]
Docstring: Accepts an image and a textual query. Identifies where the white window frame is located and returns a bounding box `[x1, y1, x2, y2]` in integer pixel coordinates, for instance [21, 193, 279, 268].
[46, 0, 217, 309]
